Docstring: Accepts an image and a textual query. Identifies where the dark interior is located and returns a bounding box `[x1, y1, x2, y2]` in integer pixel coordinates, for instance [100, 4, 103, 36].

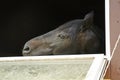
[0, 0, 105, 57]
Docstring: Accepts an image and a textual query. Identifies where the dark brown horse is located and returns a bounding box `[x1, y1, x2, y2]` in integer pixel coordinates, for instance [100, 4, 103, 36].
[22, 12, 104, 56]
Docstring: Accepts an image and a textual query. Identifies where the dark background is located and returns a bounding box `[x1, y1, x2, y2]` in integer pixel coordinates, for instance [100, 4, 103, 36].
[0, 0, 105, 57]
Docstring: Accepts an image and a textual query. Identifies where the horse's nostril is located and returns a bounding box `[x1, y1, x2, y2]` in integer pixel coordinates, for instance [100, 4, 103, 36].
[24, 46, 30, 51]
[23, 46, 31, 54]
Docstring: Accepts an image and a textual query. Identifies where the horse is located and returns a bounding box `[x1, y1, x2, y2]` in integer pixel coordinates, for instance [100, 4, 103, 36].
[22, 11, 104, 56]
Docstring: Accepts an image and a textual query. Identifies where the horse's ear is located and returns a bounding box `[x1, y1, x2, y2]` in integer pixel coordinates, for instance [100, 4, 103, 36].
[79, 11, 94, 32]
[84, 11, 94, 27]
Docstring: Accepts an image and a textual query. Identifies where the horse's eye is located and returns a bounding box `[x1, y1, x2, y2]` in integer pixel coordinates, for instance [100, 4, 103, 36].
[57, 34, 66, 39]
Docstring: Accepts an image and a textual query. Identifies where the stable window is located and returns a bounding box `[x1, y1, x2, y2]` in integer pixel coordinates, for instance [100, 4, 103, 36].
[0, 0, 111, 80]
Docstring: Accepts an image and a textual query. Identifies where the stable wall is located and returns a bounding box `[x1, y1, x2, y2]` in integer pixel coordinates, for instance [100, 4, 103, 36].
[108, 0, 120, 79]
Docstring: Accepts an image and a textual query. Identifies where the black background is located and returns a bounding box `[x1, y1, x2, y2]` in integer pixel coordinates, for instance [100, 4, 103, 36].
[0, 0, 105, 56]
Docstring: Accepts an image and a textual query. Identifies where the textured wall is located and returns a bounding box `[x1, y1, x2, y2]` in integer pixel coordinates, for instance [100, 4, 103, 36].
[0, 58, 93, 80]
[110, 0, 120, 79]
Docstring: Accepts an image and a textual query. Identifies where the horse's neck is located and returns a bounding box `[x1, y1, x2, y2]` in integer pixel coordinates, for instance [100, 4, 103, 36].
[90, 25, 105, 41]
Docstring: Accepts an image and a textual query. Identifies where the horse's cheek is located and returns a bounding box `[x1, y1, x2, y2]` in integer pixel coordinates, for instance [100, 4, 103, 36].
[53, 39, 71, 54]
